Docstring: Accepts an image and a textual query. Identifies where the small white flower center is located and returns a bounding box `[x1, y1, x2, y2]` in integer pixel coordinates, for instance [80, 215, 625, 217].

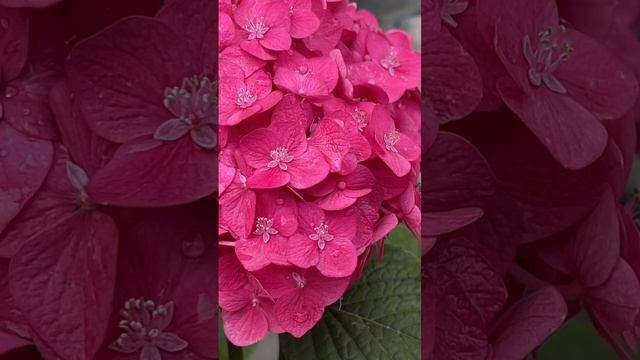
[156, 75, 217, 150]
[236, 87, 257, 109]
[384, 130, 400, 153]
[380, 50, 401, 76]
[292, 272, 306, 288]
[254, 217, 278, 243]
[308, 223, 334, 250]
[109, 298, 188, 356]
[267, 146, 294, 170]
[523, 26, 573, 94]
[353, 107, 368, 132]
[244, 17, 270, 40]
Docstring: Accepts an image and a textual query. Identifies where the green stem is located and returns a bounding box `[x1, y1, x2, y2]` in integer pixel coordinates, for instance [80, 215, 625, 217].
[228, 340, 243, 360]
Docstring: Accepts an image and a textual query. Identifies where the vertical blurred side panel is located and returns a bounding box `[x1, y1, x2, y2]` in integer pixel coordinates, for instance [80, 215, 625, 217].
[0, 0, 218, 359]
[423, 0, 640, 359]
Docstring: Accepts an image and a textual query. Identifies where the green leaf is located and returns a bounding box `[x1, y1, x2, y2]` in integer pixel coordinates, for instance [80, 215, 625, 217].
[537, 313, 640, 359]
[279, 225, 421, 360]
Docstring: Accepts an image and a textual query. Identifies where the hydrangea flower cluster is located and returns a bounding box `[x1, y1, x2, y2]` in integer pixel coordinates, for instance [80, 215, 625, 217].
[424, 0, 640, 358]
[0, 0, 216, 359]
[218, 0, 420, 346]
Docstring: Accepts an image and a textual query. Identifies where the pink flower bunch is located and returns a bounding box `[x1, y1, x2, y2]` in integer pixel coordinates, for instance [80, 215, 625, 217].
[0, 0, 216, 359]
[423, 0, 640, 358]
[218, 0, 420, 346]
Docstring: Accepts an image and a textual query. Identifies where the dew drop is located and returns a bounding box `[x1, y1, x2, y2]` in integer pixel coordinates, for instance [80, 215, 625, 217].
[0, 149, 6, 157]
[337, 181, 347, 190]
[4, 85, 17, 99]
[182, 234, 205, 258]
[292, 311, 308, 323]
[0, 18, 9, 30]
[275, 198, 284, 205]
[22, 108, 31, 116]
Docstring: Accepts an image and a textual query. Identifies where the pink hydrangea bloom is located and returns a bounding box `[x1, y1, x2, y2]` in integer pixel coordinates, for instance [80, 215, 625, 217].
[220, 0, 421, 347]
[238, 120, 330, 189]
[234, 0, 292, 60]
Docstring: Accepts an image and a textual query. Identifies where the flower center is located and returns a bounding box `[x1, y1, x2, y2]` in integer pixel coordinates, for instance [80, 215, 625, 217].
[244, 17, 270, 40]
[380, 50, 401, 76]
[109, 298, 188, 356]
[384, 130, 400, 153]
[66, 161, 92, 209]
[296, 64, 310, 75]
[236, 87, 257, 109]
[353, 107, 367, 132]
[251, 297, 260, 307]
[523, 26, 573, 94]
[308, 223, 334, 250]
[440, 0, 468, 28]
[254, 217, 278, 243]
[156, 75, 217, 150]
[292, 272, 306, 288]
[240, 174, 248, 190]
[267, 146, 294, 170]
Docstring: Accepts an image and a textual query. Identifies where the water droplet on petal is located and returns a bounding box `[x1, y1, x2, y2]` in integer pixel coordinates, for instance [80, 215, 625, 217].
[4, 85, 17, 99]
[293, 311, 308, 323]
[182, 235, 205, 258]
[1, 18, 9, 30]
[22, 108, 31, 116]
[0, 149, 7, 157]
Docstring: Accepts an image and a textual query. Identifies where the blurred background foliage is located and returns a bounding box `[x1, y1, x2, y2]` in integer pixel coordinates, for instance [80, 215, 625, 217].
[537, 313, 639, 359]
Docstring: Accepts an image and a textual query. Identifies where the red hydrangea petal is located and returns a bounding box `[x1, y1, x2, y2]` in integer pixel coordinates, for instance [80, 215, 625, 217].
[246, 167, 291, 189]
[490, 287, 567, 360]
[287, 146, 330, 189]
[9, 211, 117, 360]
[273, 289, 324, 338]
[222, 306, 269, 347]
[0, 123, 53, 234]
[67, 17, 193, 143]
[317, 237, 357, 278]
[86, 137, 216, 207]
[235, 237, 270, 272]
[497, 77, 608, 170]
[286, 234, 320, 269]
